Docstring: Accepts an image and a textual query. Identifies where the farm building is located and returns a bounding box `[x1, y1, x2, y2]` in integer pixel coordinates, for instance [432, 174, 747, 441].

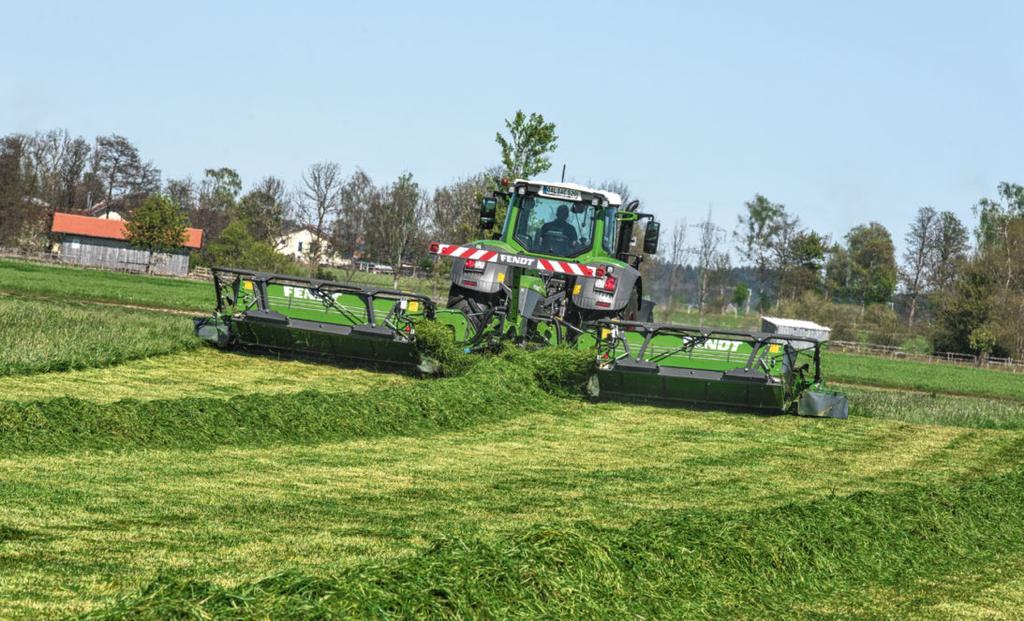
[50, 213, 203, 276]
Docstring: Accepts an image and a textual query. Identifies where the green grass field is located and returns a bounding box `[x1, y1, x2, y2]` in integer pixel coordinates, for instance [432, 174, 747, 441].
[1, 263, 1023, 618]
[0, 259, 212, 311]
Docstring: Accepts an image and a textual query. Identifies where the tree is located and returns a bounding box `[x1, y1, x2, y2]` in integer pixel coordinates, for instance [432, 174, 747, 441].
[365, 172, 428, 288]
[845, 222, 897, 306]
[900, 206, 938, 326]
[692, 208, 727, 322]
[732, 282, 750, 313]
[824, 242, 852, 302]
[975, 182, 1024, 290]
[330, 169, 375, 279]
[495, 110, 558, 179]
[664, 219, 687, 310]
[299, 161, 344, 274]
[0, 135, 36, 246]
[124, 194, 187, 273]
[735, 194, 786, 306]
[204, 218, 295, 274]
[778, 230, 828, 300]
[92, 134, 160, 213]
[927, 211, 969, 292]
[233, 176, 291, 243]
[430, 171, 494, 245]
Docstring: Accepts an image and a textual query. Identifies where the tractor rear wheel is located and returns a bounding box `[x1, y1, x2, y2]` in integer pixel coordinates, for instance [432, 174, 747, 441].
[621, 286, 641, 321]
[447, 286, 492, 333]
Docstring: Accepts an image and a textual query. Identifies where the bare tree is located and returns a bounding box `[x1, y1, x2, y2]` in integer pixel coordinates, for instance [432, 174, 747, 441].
[331, 169, 375, 279]
[299, 161, 344, 275]
[927, 211, 969, 292]
[900, 206, 938, 326]
[692, 207, 727, 323]
[92, 134, 160, 214]
[366, 172, 428, 288]
[430, 171, 493, 245]
[665, 219, 688, 311]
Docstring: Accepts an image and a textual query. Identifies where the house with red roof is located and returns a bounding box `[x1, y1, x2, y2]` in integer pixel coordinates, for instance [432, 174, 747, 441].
[50, 212, 203, 277]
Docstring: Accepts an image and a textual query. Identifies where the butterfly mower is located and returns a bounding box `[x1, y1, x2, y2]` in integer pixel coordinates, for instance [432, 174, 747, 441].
[195, 179, 847, 418]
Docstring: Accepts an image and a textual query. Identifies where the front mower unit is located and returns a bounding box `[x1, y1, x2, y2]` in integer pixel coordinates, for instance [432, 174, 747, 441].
[195, 268, 452, 371]
[592, 319, 847, 418]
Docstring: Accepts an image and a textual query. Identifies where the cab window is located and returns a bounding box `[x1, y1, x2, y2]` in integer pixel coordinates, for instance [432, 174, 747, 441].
[513, 195, 594, 257]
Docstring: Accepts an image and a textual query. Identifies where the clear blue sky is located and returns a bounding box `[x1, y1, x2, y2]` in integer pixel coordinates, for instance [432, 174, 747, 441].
[3, 1, 1022, 256]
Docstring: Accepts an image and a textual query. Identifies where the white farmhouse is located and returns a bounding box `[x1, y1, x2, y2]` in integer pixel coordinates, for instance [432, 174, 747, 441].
[276, 226, 344, 266]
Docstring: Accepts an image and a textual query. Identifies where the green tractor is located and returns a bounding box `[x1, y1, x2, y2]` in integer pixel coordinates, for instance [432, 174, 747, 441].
[194, 178, 847, 418]
[434, 179, 660, 344]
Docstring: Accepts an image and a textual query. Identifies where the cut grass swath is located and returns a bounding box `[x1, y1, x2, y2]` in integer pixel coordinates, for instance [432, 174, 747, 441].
[0, 296, 198, 377]
[82, 449, 1024, 620]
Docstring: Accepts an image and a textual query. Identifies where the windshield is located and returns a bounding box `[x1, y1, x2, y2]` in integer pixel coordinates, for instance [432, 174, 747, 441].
[513, 195, 595, 257]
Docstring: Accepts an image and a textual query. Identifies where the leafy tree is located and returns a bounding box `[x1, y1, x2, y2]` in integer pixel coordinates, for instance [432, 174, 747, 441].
[975, 182, 1024, 290]
[735, 194, 786, 305]
[495, 110, 558, 179]
[969, 324, 997, 362]
[731, 282, 750, 312]
[124, 194, 187, 273]
[845, 222, 897, 305]
[778, 230, 828, 299]
[204, 218, 296, 274]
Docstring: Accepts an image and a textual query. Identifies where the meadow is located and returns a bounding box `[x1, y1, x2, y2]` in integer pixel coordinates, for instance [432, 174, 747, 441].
[1, 259, 1022, 619]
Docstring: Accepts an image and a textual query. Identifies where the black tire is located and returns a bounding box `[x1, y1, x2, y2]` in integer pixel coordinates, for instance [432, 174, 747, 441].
[447, 286, 491, 333]
[621, 286, 640, 321]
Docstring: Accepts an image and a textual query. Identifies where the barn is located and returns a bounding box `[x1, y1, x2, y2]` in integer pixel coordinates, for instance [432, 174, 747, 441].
[50, 213, 203, 276]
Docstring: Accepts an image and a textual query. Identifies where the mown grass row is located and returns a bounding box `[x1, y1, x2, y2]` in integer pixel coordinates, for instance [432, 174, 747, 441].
[826, 350, 1024, 403]
[0, 347, 591, 455]
[0, 297, 199, 377]
[0, 259, 212, 310]
[0, 348, 409, 403]
[82, 445, 1024, 620]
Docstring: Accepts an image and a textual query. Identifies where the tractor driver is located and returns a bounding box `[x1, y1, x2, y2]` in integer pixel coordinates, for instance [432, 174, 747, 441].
[538, 204, 578, 251]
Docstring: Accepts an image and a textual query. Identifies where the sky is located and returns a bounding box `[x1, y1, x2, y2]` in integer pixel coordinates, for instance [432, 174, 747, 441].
[3, 0, 1023, 257]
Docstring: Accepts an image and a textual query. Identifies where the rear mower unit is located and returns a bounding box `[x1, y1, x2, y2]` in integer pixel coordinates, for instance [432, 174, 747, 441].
[194, 178, 847, 418]
[592, 320, 847, 418]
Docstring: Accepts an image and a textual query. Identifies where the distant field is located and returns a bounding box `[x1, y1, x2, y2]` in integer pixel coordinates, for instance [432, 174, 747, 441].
[0, 296, 198, 376]
[0, 259, 212, 310]
[827, 350, 1024, 403]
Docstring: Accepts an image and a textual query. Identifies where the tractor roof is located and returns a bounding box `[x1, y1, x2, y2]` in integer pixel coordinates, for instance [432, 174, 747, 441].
[513, 179, 623, 207]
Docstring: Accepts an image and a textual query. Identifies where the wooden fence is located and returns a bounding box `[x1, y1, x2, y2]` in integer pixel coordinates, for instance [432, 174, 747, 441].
[830, 340, 1024, 373]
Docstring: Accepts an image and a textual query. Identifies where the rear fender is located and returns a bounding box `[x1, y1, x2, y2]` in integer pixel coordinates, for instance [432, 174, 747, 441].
[571, 268, 640, 312]
[450, 257, 509, 294]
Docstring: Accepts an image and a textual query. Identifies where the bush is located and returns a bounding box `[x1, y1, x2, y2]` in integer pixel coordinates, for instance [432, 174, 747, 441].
[900, 335, 932, 355]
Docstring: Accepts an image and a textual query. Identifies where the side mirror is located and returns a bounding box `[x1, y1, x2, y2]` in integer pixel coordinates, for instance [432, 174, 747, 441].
[643, 221, 660, 254]
[480, 197, 497, 230]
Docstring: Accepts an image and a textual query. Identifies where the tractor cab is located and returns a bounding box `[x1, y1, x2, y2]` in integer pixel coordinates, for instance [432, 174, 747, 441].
[481, 179, 659, 267]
